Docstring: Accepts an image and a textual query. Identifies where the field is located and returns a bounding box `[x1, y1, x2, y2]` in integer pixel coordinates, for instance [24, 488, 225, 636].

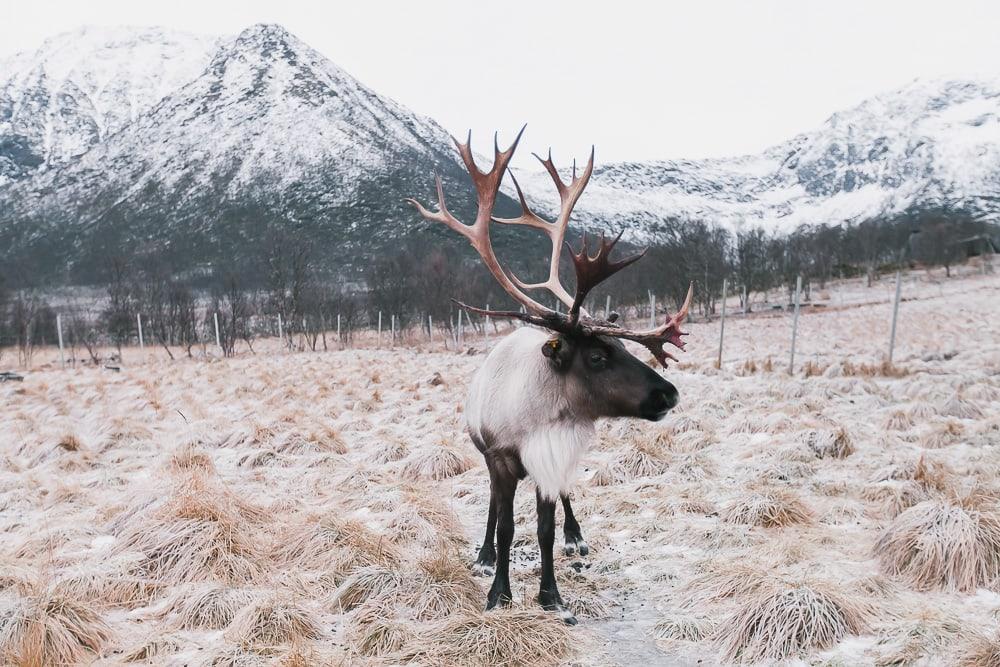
[2, 268, 999, 666]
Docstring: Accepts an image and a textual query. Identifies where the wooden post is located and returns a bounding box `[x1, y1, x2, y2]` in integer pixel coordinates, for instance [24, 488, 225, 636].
[888, 269, 903, 363]
[137, 313, 144, 350]
[789, 275, 802, 375]
[717, 278, 728, 368]
[378, 312, 382, 348]
[336, 314, 341, 343]
[213, 312, 221, 351]
[605, 295, 611, 319]
[742, 285, 747, 315]
[428, 315, 433, 344]
[391, 314, 396, 347]
[649, 291, 655, 328]
[57, 313, 65, 369]
[277, 314, 283, 346]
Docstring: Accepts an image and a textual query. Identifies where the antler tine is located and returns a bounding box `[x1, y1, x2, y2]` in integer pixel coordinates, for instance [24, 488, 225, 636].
[583, 282, 695, 368]
[407, 126, 553, 317]
[567, 231, 647, 325]
[492, 146, 597, 311]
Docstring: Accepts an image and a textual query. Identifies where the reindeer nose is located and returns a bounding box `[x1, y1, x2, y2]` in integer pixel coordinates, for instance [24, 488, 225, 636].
[651, 387, 679, 412]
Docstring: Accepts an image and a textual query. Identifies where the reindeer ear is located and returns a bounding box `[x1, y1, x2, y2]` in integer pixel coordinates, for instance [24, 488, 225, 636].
[541, 336, 572, 370]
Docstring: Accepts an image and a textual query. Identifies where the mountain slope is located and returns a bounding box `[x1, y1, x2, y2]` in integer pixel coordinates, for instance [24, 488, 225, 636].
[0, 26, 218, 185]
[0, 24, 530, 282]
[515, 76, 1000, 240]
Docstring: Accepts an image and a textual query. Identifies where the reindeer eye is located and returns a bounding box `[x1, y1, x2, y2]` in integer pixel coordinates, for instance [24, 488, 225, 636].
[588, 351, 608, 369]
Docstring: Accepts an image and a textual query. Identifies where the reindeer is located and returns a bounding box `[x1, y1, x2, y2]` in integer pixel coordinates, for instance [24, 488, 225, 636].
[407, 127, 692, 625]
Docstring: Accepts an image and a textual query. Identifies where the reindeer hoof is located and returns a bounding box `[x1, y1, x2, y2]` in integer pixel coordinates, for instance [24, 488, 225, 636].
[472, 561, 495, 577]
[563, 538, 589, 557]
[544, 603, 578, 625]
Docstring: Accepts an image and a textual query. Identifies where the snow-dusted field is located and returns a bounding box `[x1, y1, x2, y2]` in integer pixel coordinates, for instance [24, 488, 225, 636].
[2, 270, 999, 666]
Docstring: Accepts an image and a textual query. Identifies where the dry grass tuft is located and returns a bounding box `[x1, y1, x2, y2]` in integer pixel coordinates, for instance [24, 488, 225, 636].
[920, 419, 965, 448]
[276, 515, 400, 580]
[940, 392, 984, 420]
[334, 552, 479, 621]
[617, 440, 672, 479]
[842, 360, 908, 378]
[873, 499, 1000, 591]
[402, 445, 474, 481]
[122, 632, 184, 662]
[224, 597, 323, 650]
[110, 475, 269, 584]
[0, 588, 112, 666]
[413, 607, 572, 667]
[348, 605, 419, 657]
[168, 441, 217, 474]
[955, 632, 1000, 667]
[653, 612, 713, 641]
[805, 427, 854, 459]
[681, 561, 774, 607]
[716, 582, 868, 663]
[161, 583, 258, 629]
[723, 489, 813, 528]
[884, 410, 915, 431]
[51, 558, 162, 608]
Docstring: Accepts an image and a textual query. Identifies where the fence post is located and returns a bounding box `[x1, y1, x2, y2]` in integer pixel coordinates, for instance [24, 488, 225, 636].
[742, 285, 747, 315]
[649, 291, 655, 328]
[457, 309, 463, 347]
[137, 313, 145, 350]
[605, 295, 611, 319]
[378, 312, 382, 348]
[717, 278, 728, 368]
[428, 315, 433, 344]
[789, 275, 802, 375]
[336, 314, 341, 345]
[214, 312, 222, 351]
[484, 304, 489, 340]
[888, 269, 903, 363]
[391, 314, 396, 347]
[278, 314, 284, 346]
[57, 313, 65, 369]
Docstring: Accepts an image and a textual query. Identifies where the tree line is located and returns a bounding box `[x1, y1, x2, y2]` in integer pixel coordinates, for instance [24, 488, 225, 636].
[0, 208, 994, 365]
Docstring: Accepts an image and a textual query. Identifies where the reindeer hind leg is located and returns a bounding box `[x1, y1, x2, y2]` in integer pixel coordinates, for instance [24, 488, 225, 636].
[561, 493, 589, 557]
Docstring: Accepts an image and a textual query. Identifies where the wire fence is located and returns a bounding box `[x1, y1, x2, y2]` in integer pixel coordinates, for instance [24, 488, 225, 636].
[0, 260, 994, 374]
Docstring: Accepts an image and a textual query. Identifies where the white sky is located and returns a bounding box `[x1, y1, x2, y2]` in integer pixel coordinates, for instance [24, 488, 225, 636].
[4, 0, 1000, 166]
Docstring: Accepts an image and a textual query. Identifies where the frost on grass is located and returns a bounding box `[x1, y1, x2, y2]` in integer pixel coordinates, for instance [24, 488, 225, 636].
[401, 444, 474, 481]
[722, 489, 813, 527]
[160, 583, 258, 629]
[224, 596, 323, 650]
[874, 499, 1000, 591]
[716, 583, 868, 663]
[0, 588, 111, 666]
[412, 606, 573, 666]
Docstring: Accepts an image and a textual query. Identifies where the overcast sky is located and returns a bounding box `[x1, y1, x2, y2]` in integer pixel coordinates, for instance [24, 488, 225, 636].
[4, 0, 1000, 165]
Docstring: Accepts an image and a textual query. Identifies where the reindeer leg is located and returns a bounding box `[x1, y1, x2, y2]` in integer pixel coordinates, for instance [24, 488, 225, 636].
[561, 493, 589, 557]
[486, 462, 517, 610]
[473, 486, 498, 576]
[538, 490, 577, 624]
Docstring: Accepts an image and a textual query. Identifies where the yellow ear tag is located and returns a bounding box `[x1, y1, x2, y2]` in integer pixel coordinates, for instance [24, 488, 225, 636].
[546, 338, 561, 352]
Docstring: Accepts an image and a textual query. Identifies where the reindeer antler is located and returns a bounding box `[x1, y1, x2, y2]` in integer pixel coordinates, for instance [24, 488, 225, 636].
[407, 128, 692, 368]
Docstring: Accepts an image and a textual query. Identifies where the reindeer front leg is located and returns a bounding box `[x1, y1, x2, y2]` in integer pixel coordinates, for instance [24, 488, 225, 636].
[538, 490, 578, 624]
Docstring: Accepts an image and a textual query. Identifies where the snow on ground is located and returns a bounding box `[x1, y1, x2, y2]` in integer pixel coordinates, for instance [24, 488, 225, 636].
[1, 269, 999, 665]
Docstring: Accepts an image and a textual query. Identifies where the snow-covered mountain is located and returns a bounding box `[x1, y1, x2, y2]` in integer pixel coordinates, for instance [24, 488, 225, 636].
[517, 77, 1000, 239]
[0, 24, 531, 281]
[1, 23, 998, 283]
[0, 26, 219, 184]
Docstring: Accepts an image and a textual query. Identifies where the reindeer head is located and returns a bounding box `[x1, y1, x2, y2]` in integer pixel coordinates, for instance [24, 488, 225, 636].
[407, 128, 692, 421]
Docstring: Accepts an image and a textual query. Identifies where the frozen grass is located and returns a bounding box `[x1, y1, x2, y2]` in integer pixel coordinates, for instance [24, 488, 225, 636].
[722, 489, 813, 527]
[0, 588, 111, 666]
[1, 271, 997, 665]
[873, 499, 1000, 591]
[956, 632, 1000, 667]
[413, 607, 573, 667]
[716, 582, 868, 662]
[224, 597, 323, 650]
